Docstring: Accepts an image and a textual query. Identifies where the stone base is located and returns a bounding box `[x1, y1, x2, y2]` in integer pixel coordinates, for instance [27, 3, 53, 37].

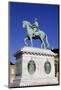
[10, 77, 58, 87]
[20, 77, 58, 86]
[14, 47, 58, 87]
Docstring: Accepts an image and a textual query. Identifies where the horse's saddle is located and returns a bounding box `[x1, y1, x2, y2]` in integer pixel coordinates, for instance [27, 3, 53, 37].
[33, 31, 39, 37]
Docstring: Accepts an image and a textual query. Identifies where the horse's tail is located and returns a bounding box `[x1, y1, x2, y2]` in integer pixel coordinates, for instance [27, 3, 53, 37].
[45, 35, 50, 49]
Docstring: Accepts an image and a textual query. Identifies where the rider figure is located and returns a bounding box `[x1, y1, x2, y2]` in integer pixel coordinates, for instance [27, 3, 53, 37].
[32, 18, 39, 34]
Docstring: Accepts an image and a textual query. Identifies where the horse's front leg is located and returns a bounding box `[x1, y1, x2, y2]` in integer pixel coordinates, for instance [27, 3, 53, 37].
[24, 37, 28, 46]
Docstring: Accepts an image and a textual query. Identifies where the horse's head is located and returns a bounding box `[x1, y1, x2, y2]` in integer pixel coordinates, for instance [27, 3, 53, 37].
[22, 20, 29, 28]
[22, 20, 32, 29]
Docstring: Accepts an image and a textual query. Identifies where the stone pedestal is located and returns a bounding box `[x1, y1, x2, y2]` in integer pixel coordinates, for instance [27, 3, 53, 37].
[14, 47, 58, 87]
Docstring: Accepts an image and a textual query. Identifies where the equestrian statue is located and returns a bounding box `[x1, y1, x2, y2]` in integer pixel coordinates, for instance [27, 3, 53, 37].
[22, 18, 50, 49]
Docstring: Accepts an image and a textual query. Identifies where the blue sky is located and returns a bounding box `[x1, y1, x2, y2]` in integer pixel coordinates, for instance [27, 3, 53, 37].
[9, 2, 59, 63]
